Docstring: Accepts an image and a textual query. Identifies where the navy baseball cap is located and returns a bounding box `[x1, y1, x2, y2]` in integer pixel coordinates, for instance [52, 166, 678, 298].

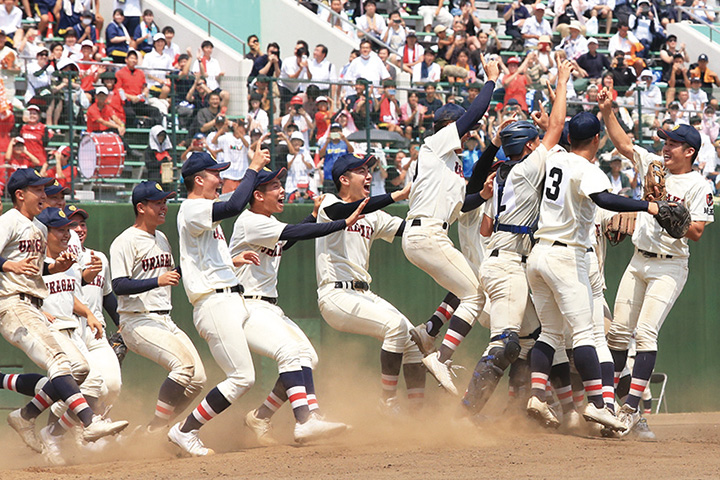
[569, 111, 602, 141]
[132, 180, 177, 206]
[658, 124, 701, 151]
[36, 207, 74, 228]
[331, 153, 377, 183]
[181, 151, 230, 178]
[254, 168, 287, 189]
[64, 204, 88, 219]
[45, 179, 71, 196]
[433, 103, 466, 124]
[7, 169, 54, 197]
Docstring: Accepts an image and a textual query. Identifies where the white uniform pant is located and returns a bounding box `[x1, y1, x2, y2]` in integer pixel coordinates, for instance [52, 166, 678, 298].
[607, 251, 688, 352]
[121, 312, 206, 397]
[193, 292, 254, 403]
[418, 5, 453, 28]
[588, 250, 613, 364]
[51, 326, 103, 419]
[480, 252, 539, 359]
[0, 295, 73, 379]
[243, 299, 318, 373]
[318, 285, 422, 365]
[402, 220, 484, 326]
[527, 243, 595, 351]
[80, 320, 122, 409]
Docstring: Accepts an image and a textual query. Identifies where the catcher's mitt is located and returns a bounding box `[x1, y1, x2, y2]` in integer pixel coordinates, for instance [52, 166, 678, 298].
[644, 160, 667, 201]
[654, 201, 691, 239]
[107, 331, 128, 366]
[604, 212, 637, 245]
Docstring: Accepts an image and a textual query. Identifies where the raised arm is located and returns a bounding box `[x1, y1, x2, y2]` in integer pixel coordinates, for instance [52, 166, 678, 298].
[456, 54, 499, 137]
[598, 86, 635, 164]
[211, 145, 270, 221]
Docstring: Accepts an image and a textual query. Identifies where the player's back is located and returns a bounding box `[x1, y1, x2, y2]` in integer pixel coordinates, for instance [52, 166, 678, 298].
[536, 151, 610, 249]
[407, 124, 466, 225]
[487, 144, 549, 255]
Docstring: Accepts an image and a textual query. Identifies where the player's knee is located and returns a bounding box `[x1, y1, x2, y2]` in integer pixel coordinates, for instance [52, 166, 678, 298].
[275, 345, 303, 373]
[46, 354, 73, 379]
[169, 362, 196, 388]
[384, 317, 411, 346]
[70, 359, 90, 386]
[634, 328, 658, 352]
[606, 325, 632, 351]
[221, 371, 255, 403]
[403, 343, 423, 364]
[301, 345, 319, 370]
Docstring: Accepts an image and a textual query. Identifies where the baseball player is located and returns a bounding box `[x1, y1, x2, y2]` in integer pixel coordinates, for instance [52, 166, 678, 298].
[599, 89, 713, 435]
[401, 54, 500, 394]
[37, 207, 125, 464]
[316, 153, 429, 414]
[170, 148, 269, 456]
[230, 168, 365, 444]
[66, 205, 123, 414]
[525, 110, 667, 431]
[0, 170, 128, 458]
[110, 181, 206, 436]
[460, 75, 571, 418]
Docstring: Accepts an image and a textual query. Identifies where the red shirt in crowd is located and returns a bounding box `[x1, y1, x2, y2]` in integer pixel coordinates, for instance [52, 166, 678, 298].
[19, 122, 50, 166]
[79, 63, 100, 92]
[86, 102, 116, 133]
[46, 164, 79, 190]
[115, 66, 147, 97]
[106, 89, 126, 123]
[504, 74, 528, 112]
[315, 111, 331, 140]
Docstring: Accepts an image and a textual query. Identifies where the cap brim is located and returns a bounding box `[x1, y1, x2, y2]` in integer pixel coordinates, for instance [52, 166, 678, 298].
[206, 162, 231, 172]
[258, 168, 288, 187]
[33, 177, 56, 187]
[657, 128, 681, 143]
[67, 208, 89, 219]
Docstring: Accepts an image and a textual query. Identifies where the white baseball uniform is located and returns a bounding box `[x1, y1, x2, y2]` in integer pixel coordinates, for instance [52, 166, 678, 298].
[78, 248, 122, 406]
[481, 145, 550, 356]
[110, 226, 205, 396]
[316, 194, 421, 364]
[229, 210, 318, 373]
[177, 198, 254, 403]
[402, 123, 483, 325]
[607, 146, 714, 352]
[42, 262, 103, 400]
[527, 150, 613, 351]
[0, 208, 74, 380]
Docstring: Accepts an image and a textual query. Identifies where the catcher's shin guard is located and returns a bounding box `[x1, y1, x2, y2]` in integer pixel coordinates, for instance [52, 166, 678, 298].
[492, 329, 521, 364]
[461, 348, 508, 414]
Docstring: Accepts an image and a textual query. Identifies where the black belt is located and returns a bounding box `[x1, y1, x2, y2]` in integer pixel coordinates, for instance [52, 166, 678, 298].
[411, 218, 448, 230]
[638, 249, 672, 259]
[215, 285, 244, 294]
[18, 293, 43, 308]
[551, 241, 592, 253]
[587, 247, 594, 253]
[489, 249, 527, 263]
[151, 310, 170, 315]
[334, 280, 369, 291]
[243, 295, 278, 305]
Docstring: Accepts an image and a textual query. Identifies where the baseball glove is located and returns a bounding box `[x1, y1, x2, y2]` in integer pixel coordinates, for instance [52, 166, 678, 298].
[644, 160, 667, 201]
[605, 212, 637, 245]
[107, 331, 128, 367]
[654, 201, 691, 239]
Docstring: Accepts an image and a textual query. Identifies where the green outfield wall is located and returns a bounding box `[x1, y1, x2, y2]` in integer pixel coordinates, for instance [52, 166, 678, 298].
[0, 203, 717, 413]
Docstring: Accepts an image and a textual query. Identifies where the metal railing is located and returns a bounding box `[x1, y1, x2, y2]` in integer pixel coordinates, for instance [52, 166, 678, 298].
[171, 0, 247, 55]
[299, 0, 402, 57]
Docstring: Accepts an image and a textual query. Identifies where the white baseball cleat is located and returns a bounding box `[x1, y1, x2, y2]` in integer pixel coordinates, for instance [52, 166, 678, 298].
[377, 396, 402, 418]
[526, 395, 560, 429]
[39, 426, 66, 466]
[582, 403, 627, 432]
[631, 417, 657, 441]
[7, 409, 42, 453]
[409, 324, 436, 356]
[617, 404, 641, 437]
[244, 409, 278, 446]
[422, 351, 459, 396]
[167, 422, 215, 456]
[561, 409, 585, 435]
[293, 416, 348, 444]
[82, 415, 129, 442]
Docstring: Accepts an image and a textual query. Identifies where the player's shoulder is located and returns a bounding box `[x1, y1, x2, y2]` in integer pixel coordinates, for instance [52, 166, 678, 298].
[320, 193, 341, 209]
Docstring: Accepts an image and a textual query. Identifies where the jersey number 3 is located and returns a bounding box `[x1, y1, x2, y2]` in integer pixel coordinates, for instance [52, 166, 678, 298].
[545, 167, 563, 201]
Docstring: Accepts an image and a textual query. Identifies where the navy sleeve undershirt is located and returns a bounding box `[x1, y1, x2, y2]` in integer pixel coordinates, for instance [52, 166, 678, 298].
[280, 219, 347, 242]
[466, 143, 499, 195]
[323, 193, 394, 221]
[590, 191, 650, 212]
[102, 293, 120, 327]
[455, 80, 495, 138]
[282, 213, 317, 251]
[461, 192, 487, 212]
[211, 169, 259, 222]
[112, 277, 159, 296]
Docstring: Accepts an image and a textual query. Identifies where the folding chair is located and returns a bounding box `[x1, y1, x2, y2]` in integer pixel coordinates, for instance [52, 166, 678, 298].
[649, 372, 668, 414]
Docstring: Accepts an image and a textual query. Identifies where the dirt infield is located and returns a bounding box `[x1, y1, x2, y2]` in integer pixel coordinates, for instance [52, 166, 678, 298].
[0, 408, 718, 480]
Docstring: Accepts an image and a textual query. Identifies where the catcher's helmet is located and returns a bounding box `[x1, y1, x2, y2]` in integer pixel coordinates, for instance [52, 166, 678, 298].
[499, 121, 539, 157]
